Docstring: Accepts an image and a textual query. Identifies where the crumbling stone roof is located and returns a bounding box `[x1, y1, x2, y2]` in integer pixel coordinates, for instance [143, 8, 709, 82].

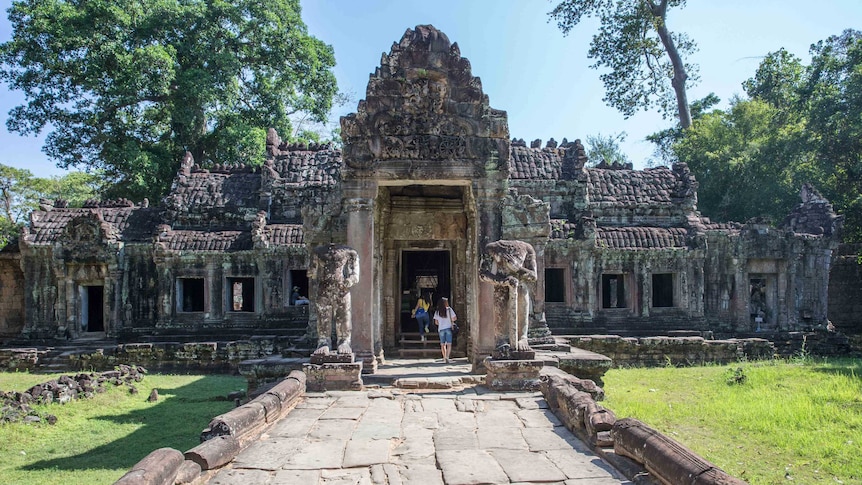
[596, 227, 688, 249]
[264, 224, 304, 246]
[164, 171, 261, 226]
[161, 230, 252, 252]
[703, 222, 743, 235]
[26, 207, 160, 245]
[550, 219, 578, 239]
[586, 167, 679, 207]
[270, 150, 341, 187]
[509, 146, 563, 179]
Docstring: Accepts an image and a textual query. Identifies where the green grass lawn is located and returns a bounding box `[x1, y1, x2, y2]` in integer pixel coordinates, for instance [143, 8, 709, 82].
[0, 372, 246, 485]
[601, 358, 862, 485]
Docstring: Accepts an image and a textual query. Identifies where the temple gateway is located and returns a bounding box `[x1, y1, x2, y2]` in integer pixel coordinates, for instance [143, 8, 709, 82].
[0, 26, 843, 371]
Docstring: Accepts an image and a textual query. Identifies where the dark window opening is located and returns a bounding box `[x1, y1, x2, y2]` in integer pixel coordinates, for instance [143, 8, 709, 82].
[545, 268, 566, 303]
[84, 285, 104, 332]
[228, 277, 255, 312]
[289, 270, 309, 305]
[179, 278, 205, 312]
[601, 274, 627, 309]
[652, 273, 674, 307]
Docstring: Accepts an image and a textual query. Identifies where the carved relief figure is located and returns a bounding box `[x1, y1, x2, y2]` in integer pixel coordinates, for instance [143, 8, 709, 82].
[479, 240, 537, 354]
[309, 244, 360, 355]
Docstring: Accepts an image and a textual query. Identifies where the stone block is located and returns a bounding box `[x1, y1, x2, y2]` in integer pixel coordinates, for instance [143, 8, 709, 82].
[612, 418, 746, 485]
[201, 401, 266, 441]
[303, 362, 363, 391]
[484, 357, 544, 391]
[114, 447, 184, 485]
[184, 435, 241, 470]
[309, 352, 355, 364]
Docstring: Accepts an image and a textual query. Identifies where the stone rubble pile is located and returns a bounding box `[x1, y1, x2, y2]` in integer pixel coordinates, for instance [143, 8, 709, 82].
[0, 364, 147, 424]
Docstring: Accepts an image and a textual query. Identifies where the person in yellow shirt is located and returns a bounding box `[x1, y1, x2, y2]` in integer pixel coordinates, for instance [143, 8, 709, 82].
[411, 291, 433, 342]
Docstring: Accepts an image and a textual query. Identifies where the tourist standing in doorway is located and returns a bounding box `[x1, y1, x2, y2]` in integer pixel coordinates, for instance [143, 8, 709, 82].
[433, 297, 457, 363]
[411, 291, 432, 342]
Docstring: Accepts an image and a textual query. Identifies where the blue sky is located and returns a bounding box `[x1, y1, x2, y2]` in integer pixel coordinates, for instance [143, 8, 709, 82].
[1, 0, 860, 177]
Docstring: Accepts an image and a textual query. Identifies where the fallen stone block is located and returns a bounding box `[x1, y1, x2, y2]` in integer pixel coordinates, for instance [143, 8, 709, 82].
[256, 392, 282, 422]
[611, 418, 746, 485]
[173, 460, 201, 485]
[264, 374, 304, 403]
[201, 402, 266, 441]
[184, 435, 241, 471]
[113, 447, 184, 485]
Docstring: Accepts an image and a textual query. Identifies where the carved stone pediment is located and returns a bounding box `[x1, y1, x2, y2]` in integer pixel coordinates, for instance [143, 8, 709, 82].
[62, 212, 118, 246]
[57, 211, 119, 262]
[341, 25, 509, 171]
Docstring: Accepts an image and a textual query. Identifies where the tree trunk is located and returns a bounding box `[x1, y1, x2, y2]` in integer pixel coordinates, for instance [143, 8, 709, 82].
[649, 1, 693, 129]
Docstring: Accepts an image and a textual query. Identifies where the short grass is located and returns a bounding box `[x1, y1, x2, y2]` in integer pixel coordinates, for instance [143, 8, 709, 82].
[0, 372, 246, 485]
[601, 358, 862, 485]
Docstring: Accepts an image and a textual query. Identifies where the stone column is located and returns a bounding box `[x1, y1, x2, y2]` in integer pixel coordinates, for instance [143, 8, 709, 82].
[344, 181, 378, 373]
[474, 180, 505, 370]
[528, 241, 552, 341]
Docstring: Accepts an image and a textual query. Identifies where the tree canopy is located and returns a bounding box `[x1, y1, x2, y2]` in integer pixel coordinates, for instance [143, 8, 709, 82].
[670, 30, 862, 241]
[0, 0, 338, 201]
[585, 132, 631, 167]
[549, 0, 697, 127]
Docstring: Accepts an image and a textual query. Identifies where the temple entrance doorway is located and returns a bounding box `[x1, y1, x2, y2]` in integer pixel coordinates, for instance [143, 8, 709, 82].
[399, 250, 451, 332]
[79, 285, 105, 333]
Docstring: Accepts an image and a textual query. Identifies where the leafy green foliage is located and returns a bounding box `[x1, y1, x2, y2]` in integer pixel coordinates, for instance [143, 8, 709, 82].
[666, 30, 862, 240]
[548, 0, 697, 126]
[584, 132, 631, 167]
[0, 0, 338, 201]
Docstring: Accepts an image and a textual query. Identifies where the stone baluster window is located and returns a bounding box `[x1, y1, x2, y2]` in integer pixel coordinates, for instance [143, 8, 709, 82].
[601, 273, 628, 309]
[227, 277, 256, 312]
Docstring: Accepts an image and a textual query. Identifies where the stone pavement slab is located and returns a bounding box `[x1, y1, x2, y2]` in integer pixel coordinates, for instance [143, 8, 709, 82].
[437, 449, 510, 485]
[491, 449, 569, 483]
[343, 438, 392, 467]
[477, 426, 529, 450]
[206, 387, 628, 484]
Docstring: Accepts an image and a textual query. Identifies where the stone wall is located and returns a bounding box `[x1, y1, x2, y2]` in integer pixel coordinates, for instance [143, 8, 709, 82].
[561, 335, 775, 367]
[0, 252, 24, 339]
[828, 243, 862, 338]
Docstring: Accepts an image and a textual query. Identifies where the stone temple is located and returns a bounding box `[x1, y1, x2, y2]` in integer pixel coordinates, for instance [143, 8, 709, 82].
[0, 26, 845, 370]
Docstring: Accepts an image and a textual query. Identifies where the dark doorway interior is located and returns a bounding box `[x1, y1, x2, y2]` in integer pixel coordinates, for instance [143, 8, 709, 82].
[400, 250, 450, 332]
[290, 270, 309, 304]
[181, 278, 205, 312]
[545, 268, 566, 303]
[652, 273, 674, 307]
[86, 285, 105, 332]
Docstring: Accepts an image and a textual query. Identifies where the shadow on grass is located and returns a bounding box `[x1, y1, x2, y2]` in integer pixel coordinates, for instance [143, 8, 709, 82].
[20, 375, 238, 473]
[808, 357, 862, 381]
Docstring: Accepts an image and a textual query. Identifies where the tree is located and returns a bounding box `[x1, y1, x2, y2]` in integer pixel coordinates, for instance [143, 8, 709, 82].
[585, 132, 631, 167]
[668, 30, 862, 241]
[801, 30, 862, 242]
[671, 97, 805, 224]
[0, 0, 338, 201]
[549, 0, 698, 127]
